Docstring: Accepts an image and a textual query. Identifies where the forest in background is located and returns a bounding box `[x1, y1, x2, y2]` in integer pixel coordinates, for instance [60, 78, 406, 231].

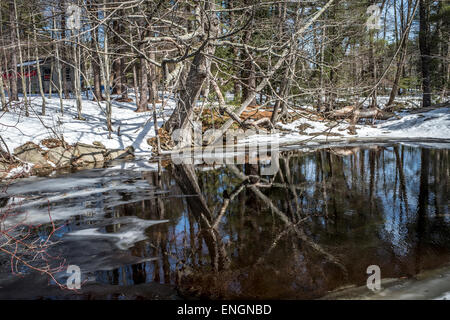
[0, 0, 449, 148]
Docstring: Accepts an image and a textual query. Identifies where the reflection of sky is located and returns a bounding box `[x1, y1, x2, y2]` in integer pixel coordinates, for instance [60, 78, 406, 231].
[175, 207, 194, 237]
[376, 148, 418, 255]
[301, 145, 448, 257]
[2, 144, 448, 292]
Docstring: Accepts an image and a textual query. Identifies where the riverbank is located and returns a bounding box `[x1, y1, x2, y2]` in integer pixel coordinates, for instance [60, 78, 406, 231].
[321, 264, 450, 300]
[0, 95, 169, 179]
[1, 95, 449, 179]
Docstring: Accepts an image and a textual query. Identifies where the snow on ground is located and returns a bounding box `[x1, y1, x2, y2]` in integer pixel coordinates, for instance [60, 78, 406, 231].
[271, 105, 450, 146]
[0, 94, 174, 157]
[286, 107, 449, 137]
[0, 94, 449, 169]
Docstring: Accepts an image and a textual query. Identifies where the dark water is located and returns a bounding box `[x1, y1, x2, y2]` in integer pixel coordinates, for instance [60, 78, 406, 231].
[0, 142, 449, 299]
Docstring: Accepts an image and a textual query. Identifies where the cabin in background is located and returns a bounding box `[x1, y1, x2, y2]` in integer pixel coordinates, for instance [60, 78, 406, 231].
[1, 56, 75, 94]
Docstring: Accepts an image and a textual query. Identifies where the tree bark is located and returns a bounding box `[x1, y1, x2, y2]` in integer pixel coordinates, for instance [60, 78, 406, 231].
[0, 66, 6, 111]
[89, 1, 104, 101]
[13, 0, 29, 116]
[240, 0, 257, 106]
[8, 0, 18, 102]
[419, 0, 432, 108]
[136, 56, 149, 112]
[163, 8, 219, 136]
[32, 14, 46, 115]
[60, 2, 69, 99]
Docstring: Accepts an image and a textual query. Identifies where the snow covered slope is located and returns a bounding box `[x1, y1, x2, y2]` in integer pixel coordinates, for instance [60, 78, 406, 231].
[1, 95, 449, 163]
[0, 95, 174, 157]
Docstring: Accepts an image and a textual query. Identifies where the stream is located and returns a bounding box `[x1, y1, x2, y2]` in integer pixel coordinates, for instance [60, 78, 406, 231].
[0, 141, 448, 299]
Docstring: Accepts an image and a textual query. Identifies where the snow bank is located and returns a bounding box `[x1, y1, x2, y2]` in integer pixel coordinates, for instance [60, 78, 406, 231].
[0, 94, 175, 157]
[273, 106, 450, 145]
[1, 94, 448, 171]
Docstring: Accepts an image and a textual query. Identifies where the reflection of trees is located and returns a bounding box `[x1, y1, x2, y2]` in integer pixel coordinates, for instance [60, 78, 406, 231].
[172, 146, 449, 298]
[415, 148, 429, 274]
[165, 154, 351, 298]
[98, 170, 182, 286]
[169, 163, 229, 272]
[97, 145, 450, 299]
[410, 148, 450, 274]
[228, 164, 347, 273]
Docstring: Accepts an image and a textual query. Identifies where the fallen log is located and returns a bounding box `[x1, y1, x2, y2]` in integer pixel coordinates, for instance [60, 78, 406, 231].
[329, 106, 395, 121]
[249, 117, 274, 132]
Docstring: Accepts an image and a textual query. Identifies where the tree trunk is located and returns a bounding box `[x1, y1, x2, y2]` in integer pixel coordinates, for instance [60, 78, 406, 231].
[0, 66, 6, 111]
[93, 61, 103, 101]
[148, 52, 158, 104]
[32, 15, 46, 115]
[369, 28, 377, 108]
[419, 0, 432, 108]
[163, 10, 219, 136]
[241, 49, 257, 107]
[163, 52, 207, 135]
[60, 3, 69, 99]
[136, 56, 149, 112]
[90, 2, 104, 102]
[112, 59, 122, 95]
[8, 0, 18, 102]
[13, 0, 29, 116]
[241, 0, 257, 107]
[73, 32, 83, 120]
[120, 57, 128, 100]
[52, 8, 64, 115]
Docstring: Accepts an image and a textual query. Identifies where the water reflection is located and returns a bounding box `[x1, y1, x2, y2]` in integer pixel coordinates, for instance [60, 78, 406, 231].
[0, 143, 449, 299]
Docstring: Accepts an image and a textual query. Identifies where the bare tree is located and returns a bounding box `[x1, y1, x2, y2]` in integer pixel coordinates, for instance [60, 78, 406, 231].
[419, 0, 432, 108]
